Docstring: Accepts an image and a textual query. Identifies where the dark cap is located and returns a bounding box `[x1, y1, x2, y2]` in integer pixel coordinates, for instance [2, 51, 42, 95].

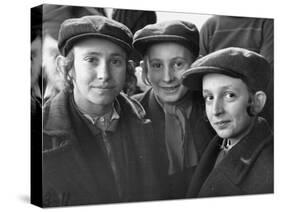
[132, 20, 199, 57]
[182, 47, 271, 92]
[58, 15, 133, 56]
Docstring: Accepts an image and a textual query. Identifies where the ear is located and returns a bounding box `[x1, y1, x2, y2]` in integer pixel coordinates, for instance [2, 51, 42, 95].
[252, 91, 267, 114]
[56, 55, 73, 77]
[56, 55, 66, 75]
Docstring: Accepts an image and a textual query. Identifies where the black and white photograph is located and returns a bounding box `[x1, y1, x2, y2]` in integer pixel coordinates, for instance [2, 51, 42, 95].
[1, 0, 280, 211]
[30, 2, 274, 208]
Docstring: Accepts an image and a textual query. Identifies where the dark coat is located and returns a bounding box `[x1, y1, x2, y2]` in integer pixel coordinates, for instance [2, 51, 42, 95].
[42, 91, 161, 207]
[187, 117, 273, 198]
[133, 89, 215, 199]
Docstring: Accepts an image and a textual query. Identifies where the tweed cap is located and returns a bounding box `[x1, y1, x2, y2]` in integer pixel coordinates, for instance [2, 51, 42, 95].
[58, 15, 133, 56]
[133, 20, 199, 57]
[182, 47, 271, 92]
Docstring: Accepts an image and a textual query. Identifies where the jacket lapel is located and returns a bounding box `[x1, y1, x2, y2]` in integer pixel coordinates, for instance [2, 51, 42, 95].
[217, 118, 273, 186]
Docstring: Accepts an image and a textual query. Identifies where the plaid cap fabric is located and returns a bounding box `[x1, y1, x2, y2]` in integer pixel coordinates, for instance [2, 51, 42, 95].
[58, 15, 133, 56]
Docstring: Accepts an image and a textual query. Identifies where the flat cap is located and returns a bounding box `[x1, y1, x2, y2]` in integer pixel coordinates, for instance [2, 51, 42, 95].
[182, 47, 271, 92]
[133, 20, 199, 57]
[58, 15, 133, 56]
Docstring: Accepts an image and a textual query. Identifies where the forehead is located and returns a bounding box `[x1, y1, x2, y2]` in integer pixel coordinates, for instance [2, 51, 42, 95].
[73, 37, 126, 56]
[146, 42, 193, 59]
[202, 73, 248, 92]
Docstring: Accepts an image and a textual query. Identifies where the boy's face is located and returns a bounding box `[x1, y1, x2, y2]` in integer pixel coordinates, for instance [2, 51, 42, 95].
[72, 38, 127, 108]
[202, 73, 253, 142]
[145, 42, 193, 104]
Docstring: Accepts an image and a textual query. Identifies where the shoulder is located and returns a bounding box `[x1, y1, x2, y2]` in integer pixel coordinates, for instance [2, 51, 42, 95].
[117, 92, 148, 121]
[132, 89, 152, 103]
[43, 91, 74, 152]
[200, 15, 219, 32]
[242, 138, 273, 193]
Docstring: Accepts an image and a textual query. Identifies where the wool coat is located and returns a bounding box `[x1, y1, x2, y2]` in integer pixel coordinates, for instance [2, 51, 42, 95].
[42, 91, 161, 207]
[187, 117, 273, 198]
[133, 89, 215, 199]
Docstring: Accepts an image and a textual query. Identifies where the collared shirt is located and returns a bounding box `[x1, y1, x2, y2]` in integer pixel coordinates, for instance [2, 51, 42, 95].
[83, 106, 120, 132]
[214, 138, 245, 168]
[80, 101, 125, 198]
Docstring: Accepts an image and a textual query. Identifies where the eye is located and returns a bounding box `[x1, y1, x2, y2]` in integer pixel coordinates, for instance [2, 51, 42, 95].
[203, 95, 214, 103]
[110, 58, 123, 66]
[151, 62, 162, 70]
[150, 62, 163, 72]
[224, 92, 237, 101]
[173, 60, 185, 70]
[173, 58, 189, 70]
[84, 56, 99, 65]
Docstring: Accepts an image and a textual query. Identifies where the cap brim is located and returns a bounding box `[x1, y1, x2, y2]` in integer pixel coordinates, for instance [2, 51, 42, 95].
[133, 35, 197, 56]
[182, 66, 243, 90]
[62, 32, 132, 56]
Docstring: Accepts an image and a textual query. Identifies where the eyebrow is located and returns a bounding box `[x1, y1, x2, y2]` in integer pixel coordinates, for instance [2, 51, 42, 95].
[203, 85, 238, 93]
[82, 52, 126, 59]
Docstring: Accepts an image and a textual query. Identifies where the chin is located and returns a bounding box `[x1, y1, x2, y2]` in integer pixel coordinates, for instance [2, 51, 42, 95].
[88, 96, 114, 106]
[160, 93, 182, 103]
[215, 130, 232, 139]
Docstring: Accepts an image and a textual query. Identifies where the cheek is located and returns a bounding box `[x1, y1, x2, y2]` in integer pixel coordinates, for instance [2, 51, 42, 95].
[147, 71, 161, 86]
[227, 102, 250, 127]
[205, 104, 212, 122]
[116, 69, 126, 84]
[73, 63, 93, 82]
[233, 108, 250, 127]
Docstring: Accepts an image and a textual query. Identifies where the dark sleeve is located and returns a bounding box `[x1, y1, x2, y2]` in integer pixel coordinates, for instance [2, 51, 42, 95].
[260, 19, 274, 68]
[199, 16, 215, 56]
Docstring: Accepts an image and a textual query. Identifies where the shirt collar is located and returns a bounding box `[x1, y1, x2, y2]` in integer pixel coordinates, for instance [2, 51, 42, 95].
[220, 138, 240, 152]
[83, 103, 120, 132]
[220, 119, 256, 152]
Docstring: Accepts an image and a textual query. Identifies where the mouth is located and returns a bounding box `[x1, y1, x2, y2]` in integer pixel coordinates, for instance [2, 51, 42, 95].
[213, 120, 231, 128]
[91, 85, 114, 89]
[161, 84, 180, 92]
[90, 85, 115, 93]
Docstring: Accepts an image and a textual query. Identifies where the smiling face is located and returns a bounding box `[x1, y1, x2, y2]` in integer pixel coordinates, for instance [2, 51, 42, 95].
[71, 38, 127, 112]
[144, 42, 194, 104]
[202, 73, 253, 143]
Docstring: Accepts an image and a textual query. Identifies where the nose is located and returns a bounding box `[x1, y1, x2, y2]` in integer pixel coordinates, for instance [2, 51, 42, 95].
[212, 98, 224, 116]
[162, 65, 174, 82]
[96, 60, 110, 81]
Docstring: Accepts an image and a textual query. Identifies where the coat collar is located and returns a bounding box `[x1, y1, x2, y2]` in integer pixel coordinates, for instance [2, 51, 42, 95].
[215, 117, 273, 185]
[43, 90, 148, 136]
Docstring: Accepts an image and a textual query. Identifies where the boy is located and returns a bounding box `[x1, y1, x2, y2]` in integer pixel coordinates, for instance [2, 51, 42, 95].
[133, 20, 215, 199]
[183, 47, 273, 197]
[42, 15, 160, 207]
